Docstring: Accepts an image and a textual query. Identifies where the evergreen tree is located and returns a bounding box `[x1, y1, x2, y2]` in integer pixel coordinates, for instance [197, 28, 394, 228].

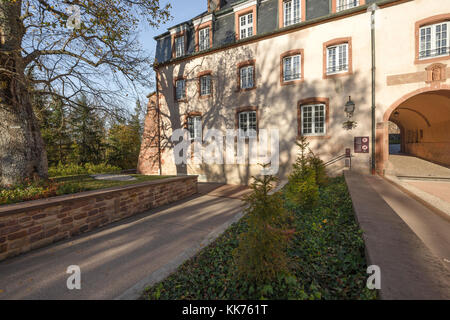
[39, 98, 73, 166]
[106, 102, 142, 170]
[70, 96, 106, 165]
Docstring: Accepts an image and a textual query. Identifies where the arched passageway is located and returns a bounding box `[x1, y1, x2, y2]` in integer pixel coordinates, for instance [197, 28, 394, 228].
[378, 88, 450, 176]
[388, 121, 402, 155]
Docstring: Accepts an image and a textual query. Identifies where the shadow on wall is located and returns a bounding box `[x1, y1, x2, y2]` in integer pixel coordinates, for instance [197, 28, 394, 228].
[152, 41, 370, 184]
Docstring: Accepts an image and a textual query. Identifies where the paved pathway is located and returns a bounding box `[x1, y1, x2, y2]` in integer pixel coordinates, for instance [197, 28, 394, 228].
[385, 154, 450, 218]
[345, 171, 450, 300]
[386, 154, 450, 178]
[403, 180, 450, 204]
[367, 177, 450, 264]
[0, 184, 249, 300]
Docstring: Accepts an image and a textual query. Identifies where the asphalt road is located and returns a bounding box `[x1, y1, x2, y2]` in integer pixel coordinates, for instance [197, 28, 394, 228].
[0, 185, 247, 300]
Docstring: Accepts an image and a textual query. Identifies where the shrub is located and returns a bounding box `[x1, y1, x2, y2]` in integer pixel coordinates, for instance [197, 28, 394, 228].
[0, 179, 61, 205]
[286, 170, 319, 211]
[48, 162, 121, 177]
[143, 176, 376, 300]
[285, 136, 322, 210]
[233, 166, 293, 284]
[308, 150, 328, 188]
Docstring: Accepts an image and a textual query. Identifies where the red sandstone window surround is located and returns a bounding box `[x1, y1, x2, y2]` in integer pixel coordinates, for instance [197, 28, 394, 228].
[280, 49, 304, 85]
[184, 111, 203, 141]
[415, 14, 450, 65]
[278, 0, 306, 28]
[195, 21, 213, 52]
[174, 76, 188, 102]
[235, 4, 257, 41]
[331, 0, 365, 14]
[323, 37, 353, 79]
[297, 98, 330, 139]
[237, 59, 256, 91]
[197, 70, 213, 99]
[235, 106, 259, 138]
[171, 30, 187, 59]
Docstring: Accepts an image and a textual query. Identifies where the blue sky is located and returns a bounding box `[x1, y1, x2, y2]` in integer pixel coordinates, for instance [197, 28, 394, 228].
[126, 0, 205, 105]
[138, 0, 206, 76]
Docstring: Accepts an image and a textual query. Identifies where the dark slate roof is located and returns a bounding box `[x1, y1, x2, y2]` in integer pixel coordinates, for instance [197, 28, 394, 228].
[191, 10, 209, 21]
[154, 1, 247, 39]
[154, 9, 210, 40]
[219, 0, 246, 10]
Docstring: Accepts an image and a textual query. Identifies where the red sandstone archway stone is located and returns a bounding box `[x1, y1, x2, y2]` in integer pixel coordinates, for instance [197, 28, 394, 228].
[376, 84, 450, 175]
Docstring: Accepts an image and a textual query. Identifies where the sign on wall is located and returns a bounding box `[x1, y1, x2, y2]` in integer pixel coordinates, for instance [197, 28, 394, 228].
[354, 137, 369, 153]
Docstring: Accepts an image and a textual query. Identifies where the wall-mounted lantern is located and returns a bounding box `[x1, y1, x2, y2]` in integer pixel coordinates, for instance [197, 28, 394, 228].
[344, 96, 356, 118]
[343, 96, 357, 130]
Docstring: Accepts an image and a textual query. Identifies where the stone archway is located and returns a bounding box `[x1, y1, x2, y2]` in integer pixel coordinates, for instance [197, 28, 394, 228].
[377, 85, 450, 175]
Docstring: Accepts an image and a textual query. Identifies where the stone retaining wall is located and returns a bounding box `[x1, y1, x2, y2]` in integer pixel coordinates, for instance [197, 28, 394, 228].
[0, 176, 197, 262]
[406, 142, 450, 167]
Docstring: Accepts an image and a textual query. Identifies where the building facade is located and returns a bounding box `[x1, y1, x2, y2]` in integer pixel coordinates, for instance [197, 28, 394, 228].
[138, 0, 450, 184]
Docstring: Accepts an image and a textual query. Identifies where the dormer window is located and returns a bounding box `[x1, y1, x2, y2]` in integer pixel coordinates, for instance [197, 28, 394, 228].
[174, 35, 185, 58]
[240, 13, 254, 39]
[283, 0, 301, 26]
[199, 27, 210, 51]
[234, 3, 257, 41]
[336, 0, 360, 12]
[194, 15, 213, 53]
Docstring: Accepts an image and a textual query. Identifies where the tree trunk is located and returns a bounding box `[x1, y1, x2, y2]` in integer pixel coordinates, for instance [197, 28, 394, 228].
[0, 1, 48, 187]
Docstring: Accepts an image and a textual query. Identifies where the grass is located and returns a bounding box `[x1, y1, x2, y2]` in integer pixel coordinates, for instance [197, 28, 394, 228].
[54, 174, 170, 190]
[0, 174, 171, 205]
[143, 176, 377, 300]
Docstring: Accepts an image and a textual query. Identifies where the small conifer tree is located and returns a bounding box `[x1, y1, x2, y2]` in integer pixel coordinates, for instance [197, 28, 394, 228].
[234, 164, 293, 283]
[285, 136, 322, 211]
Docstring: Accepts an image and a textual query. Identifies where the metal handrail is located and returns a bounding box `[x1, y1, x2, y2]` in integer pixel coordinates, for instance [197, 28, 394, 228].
[324, 153, 352, 168]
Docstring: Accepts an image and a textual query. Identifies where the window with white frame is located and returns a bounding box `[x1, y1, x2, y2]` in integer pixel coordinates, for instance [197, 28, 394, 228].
[240, 65, 254, 89]
[187, 116, 202, 140]
[175, 79, 186, 100]
[283, 54, 301, 81]
[199, 27, 210, 51]
[336, 0, 359, 12]
[419, 22, 450, 59]
[174, 35, 185, 58]
[239, 13, 253, 39]
[238, 111, 257, 137]
[326, 43, 348, 74]
[301, 104, 326, 136]
[200, 75, 211, 96]
[283, 0, 301, 27]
